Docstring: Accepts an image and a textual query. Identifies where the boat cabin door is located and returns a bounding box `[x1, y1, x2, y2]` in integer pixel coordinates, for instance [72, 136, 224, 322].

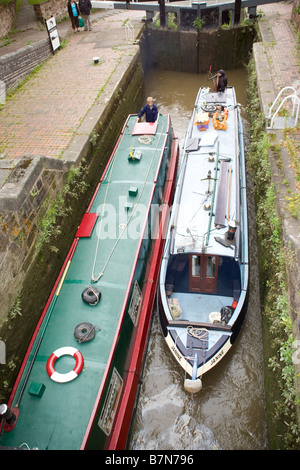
[189, 254, 219, 293]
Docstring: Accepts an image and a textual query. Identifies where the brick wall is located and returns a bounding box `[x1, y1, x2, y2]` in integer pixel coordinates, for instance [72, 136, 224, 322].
[0, 39, 53, 93]
[0, 2, 16, 38]
[0, 155, 66, 326]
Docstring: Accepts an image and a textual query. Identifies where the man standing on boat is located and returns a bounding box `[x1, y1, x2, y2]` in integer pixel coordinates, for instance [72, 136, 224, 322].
[215, 70, 228, 93]
[138, 97, 158, 122]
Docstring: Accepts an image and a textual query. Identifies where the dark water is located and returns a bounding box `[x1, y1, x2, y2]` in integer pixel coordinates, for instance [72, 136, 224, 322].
[128, 69, 268, 450]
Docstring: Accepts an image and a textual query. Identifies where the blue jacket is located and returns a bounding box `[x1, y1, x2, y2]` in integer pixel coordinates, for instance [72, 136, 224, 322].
[138, 103, 158, 122]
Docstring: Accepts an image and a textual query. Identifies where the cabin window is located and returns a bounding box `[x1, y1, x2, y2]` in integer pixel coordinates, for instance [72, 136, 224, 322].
[191, 255, 200, 276]
[206, 256, 216, 278]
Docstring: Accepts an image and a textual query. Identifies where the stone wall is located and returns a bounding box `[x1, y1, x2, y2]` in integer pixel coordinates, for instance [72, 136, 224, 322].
[0, 156, 66, 326]
[33, 0, 68, 22]
[0, 39, 53, 93]
[0, 2, 16, 38]
[0, 0, 67, 39]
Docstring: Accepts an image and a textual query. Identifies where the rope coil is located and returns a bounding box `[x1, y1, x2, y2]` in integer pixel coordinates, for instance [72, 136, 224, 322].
[138, 135, 153, 145]
[74, 322, 101, 343]
[187, 326, 208, 342]
[82, 286, 101, 305]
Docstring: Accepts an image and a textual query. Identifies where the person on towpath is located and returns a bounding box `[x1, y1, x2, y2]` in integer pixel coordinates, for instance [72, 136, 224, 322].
[68, 0, 80, 33]
[79, 0, 92, 31]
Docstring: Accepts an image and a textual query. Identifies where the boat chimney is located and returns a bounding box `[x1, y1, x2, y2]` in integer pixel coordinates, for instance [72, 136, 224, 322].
[0, 404, 19, 432]
[226, 220, 237, 240]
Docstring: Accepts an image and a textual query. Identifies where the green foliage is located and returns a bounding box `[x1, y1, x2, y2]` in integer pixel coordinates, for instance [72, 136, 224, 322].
[153, 13, 178, 30]
[167, 13, 177, 30]
[193, 17, 205, 31]
[36, 160, 89, 251]
[0, 35, 12, 47]
[28, 0, 48, 4]
[9, 295, 22, 321]
[247, 56, 300, 449]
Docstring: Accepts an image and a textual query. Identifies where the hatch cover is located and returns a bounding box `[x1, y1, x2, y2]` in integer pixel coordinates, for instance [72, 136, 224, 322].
[132, 122, 157, 135]
[75, 213, 98, 238]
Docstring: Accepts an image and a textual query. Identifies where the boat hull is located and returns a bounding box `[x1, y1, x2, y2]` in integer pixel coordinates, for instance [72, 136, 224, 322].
[0, 114, 179, 450]
[158, 87, 249, 387]
[94, 131, 179, 450]
[158, 286, 248, 378]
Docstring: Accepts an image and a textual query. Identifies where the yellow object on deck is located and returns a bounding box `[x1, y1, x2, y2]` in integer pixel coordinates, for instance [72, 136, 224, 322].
[212, 111, 228, 130]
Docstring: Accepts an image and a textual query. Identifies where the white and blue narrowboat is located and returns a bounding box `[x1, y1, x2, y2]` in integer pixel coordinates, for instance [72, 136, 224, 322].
[158, 87, 248, 393]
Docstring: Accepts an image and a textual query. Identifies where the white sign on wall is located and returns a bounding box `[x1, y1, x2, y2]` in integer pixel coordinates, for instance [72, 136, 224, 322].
[46, 17, 60, 53]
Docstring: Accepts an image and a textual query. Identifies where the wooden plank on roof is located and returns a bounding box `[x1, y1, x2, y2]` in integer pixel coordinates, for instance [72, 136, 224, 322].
[214, 161, 229, 227]
[132, 122, 158, 135]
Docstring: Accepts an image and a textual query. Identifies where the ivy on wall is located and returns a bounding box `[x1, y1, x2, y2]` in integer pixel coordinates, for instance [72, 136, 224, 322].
[28, 0, 49, 4]
[0, 0, 49, 4]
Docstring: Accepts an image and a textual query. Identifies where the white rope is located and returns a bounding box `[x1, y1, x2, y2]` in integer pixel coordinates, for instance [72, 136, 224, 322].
[138, 135, 153, 145]
[187, 326, 208, 342]
[91, 146, 119, 282]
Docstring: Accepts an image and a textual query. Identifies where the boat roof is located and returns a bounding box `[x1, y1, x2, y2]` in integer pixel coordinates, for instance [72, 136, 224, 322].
[171, 87, 240, 259]
[0, 114, 170, 450]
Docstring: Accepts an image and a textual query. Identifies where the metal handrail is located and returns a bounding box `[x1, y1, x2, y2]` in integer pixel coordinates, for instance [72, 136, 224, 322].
[269, 95, 300, 129]
[268, 86, 300, 129]
[125, 20, 134, 42]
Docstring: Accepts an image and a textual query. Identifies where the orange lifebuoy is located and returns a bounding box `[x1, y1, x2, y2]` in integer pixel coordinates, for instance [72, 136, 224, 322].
[46, 346, 84, 383]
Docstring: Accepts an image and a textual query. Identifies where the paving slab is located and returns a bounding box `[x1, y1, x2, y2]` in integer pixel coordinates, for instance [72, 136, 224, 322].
[258, 3, 299, 97]
[255, 2, 300, 346]
[0, 9, 145, 161]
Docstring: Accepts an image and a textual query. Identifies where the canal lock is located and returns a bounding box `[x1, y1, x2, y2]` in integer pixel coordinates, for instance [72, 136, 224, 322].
[1, 18, 296, 449]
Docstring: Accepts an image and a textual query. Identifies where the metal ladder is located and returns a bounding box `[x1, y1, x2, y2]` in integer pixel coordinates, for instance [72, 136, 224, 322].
[267, 86, 300, 130]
